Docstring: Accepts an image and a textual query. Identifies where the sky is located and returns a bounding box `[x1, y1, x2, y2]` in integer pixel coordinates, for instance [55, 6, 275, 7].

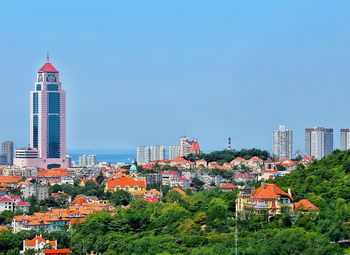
[0, 1, 350, 153]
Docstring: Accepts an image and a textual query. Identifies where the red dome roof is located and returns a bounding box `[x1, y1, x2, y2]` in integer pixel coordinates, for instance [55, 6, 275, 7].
[38, 62, 58, 73]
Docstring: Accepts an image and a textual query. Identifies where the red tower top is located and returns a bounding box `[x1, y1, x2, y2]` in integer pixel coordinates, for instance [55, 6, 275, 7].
[38, 53, 58, 73]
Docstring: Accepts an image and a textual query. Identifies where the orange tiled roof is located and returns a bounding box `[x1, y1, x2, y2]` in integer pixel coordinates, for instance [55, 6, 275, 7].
[294, 199, 318, 211]
[37, 169, 68, 178]
[0, 176, 22, 183]
[252, 184, 293, 201]
[44, 249, 71, 254]
[24, 235, 57, 247]
[220, 183, 237, 189]
[106, 176, 146, 191]
[171, 187, 186, 196]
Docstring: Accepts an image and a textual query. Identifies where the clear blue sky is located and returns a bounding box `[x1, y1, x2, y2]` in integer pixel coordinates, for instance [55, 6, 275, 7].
[0, 1, 350, 153]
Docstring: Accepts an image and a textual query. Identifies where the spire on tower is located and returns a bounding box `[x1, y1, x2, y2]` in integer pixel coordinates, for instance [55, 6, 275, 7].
[46, 52, 50, 62]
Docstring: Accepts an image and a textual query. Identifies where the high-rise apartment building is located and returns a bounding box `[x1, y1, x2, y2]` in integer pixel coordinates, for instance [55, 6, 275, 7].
[78, 154, 96, 167]
[150, 145, 165, 161]
[340, 129, 350, 151]
[180, 137, 193, 157]
[136, 146, 151, 165]
[169, 145, 180, 160]
[272, 125, 293, 159]
[14, 57, 68, 169]
[305, 127, 333, 160]
[1, 141, 14, 165]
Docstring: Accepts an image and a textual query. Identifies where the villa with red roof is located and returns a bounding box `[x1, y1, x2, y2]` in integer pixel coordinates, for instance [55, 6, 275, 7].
[0, 195, 29, 213]
[105, 175, 146, 194]
[21, 235, 71, 255]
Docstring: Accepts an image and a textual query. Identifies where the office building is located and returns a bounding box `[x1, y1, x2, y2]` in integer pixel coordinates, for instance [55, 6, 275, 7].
[14, 57, 68, 169]
[1, 141, 13, 165]
[150, 145, 165, 161]
[305, 127, 333, 160]
[168, 145, 180, 160]
[272, 125, 293, 159]
[136, 146, 151, 165]
[340, 129, 350, 151]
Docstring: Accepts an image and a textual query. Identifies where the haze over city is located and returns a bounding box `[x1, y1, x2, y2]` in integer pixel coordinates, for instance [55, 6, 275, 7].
[1, 1, 350, 152]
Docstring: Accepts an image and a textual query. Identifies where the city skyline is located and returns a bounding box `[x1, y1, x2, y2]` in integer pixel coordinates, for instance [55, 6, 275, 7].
[1, 1, 350, 152]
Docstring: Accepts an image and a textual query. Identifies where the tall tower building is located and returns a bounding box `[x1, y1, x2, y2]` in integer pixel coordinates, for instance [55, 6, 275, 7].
[168, 145, 180, 160]
[305, 127, 333, 160]
[340, 129, 350, 151]
[1, 141, 14, 165]
[150, 145, 165, 161]
[136, 146, 151, 165]
[14, 57, 68, 169]
[272, 125, 293, 159]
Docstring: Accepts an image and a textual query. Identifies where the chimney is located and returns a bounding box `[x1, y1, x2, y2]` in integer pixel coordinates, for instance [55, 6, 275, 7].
[288, 188, 292, 196]
[261, 182, 266, 189]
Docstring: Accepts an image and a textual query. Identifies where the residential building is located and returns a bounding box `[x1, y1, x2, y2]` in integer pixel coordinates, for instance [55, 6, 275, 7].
[21, 183, 49, 201]
[21, 235, 57, 254]
[78, 154, 96, 167]
[168, 145, 180, 160]
[0, 155, 6, 165]
[105, 175, 146, 194]
[0, 195, 29, 213]
[272, 125, 293, 159]
[179, 137, 192, 157]
[14, 58, 69, 169]
[340, 128, 350, 151]
[159, 170, 180, 186]
[1, 141, 13, 165]
[150, 145, 165, 161]
[136, 146, 150, 164]
[305, 127, 333, 160]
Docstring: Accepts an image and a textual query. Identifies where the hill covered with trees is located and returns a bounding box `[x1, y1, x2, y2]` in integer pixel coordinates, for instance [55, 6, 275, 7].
[1, 150, 350, 254]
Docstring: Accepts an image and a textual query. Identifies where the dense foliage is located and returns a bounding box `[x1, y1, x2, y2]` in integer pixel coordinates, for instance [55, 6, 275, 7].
[185, 148, 270, 164]
[2, 150, 350, 254]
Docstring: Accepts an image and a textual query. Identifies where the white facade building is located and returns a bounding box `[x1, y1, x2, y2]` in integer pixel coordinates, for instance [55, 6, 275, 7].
[168, 145, 180, 160]
[136, 146, 151, 165]
[305, 127, 333, 160]
[150, 145, 165, 161]
[340, 129, 350, 151]
[180, 136, 192, 157]
[272, 125, 293, 159]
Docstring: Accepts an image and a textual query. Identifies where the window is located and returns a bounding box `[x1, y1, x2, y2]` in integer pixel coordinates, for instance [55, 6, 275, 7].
[47, 115, 60, 158]
[36, 84, 42, 91]
[47, 84, 58, 91]
[33, 115, 39, 148]
[33, 93, 39, 114]
[48, 93, 60, 114]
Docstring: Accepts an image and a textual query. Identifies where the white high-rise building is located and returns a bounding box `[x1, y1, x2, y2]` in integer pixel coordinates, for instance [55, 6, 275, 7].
[340, 129, 350, 151]
[272, 125, 293, 159]
[180, 137, 192, 157]
[150, 145, 165, 161]
[78, 154, 96, 167]
[305, 127, 333, 160]
[136, 146, 151, 165]
[169, 145, 180, 160]
[14, 57, 68, 169]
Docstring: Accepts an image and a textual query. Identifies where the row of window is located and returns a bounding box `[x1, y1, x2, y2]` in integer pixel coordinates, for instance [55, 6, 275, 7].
[36, 84, 58, 91]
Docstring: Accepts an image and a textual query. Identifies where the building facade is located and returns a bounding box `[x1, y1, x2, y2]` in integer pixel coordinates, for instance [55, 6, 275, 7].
[1, 141, 14, 165]
[180, 137, 193, 157]
[305, 127, 333, 160]
[168, 145, 180, 160]
[272, 125, 293, 159]
[150, 145, 165, 161]
[136, 146, 151, 164]
[14, 58, 68, 169]
[340, 128, 350, 151]
[78, 154, 96, 167]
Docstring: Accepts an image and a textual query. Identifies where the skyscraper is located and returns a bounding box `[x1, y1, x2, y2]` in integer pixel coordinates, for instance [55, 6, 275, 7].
[14, 57, 68, 169]
[168, 145, 180, 160]
[1, 141, 14, 165]
[272, 125, 293, 159]
[150, 145, 165, 161]
[136, 146, 151, 165]
[305, 127, 333, 160]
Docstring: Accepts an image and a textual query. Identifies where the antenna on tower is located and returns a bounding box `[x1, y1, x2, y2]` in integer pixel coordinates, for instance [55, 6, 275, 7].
[46, 51, 50, 62]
